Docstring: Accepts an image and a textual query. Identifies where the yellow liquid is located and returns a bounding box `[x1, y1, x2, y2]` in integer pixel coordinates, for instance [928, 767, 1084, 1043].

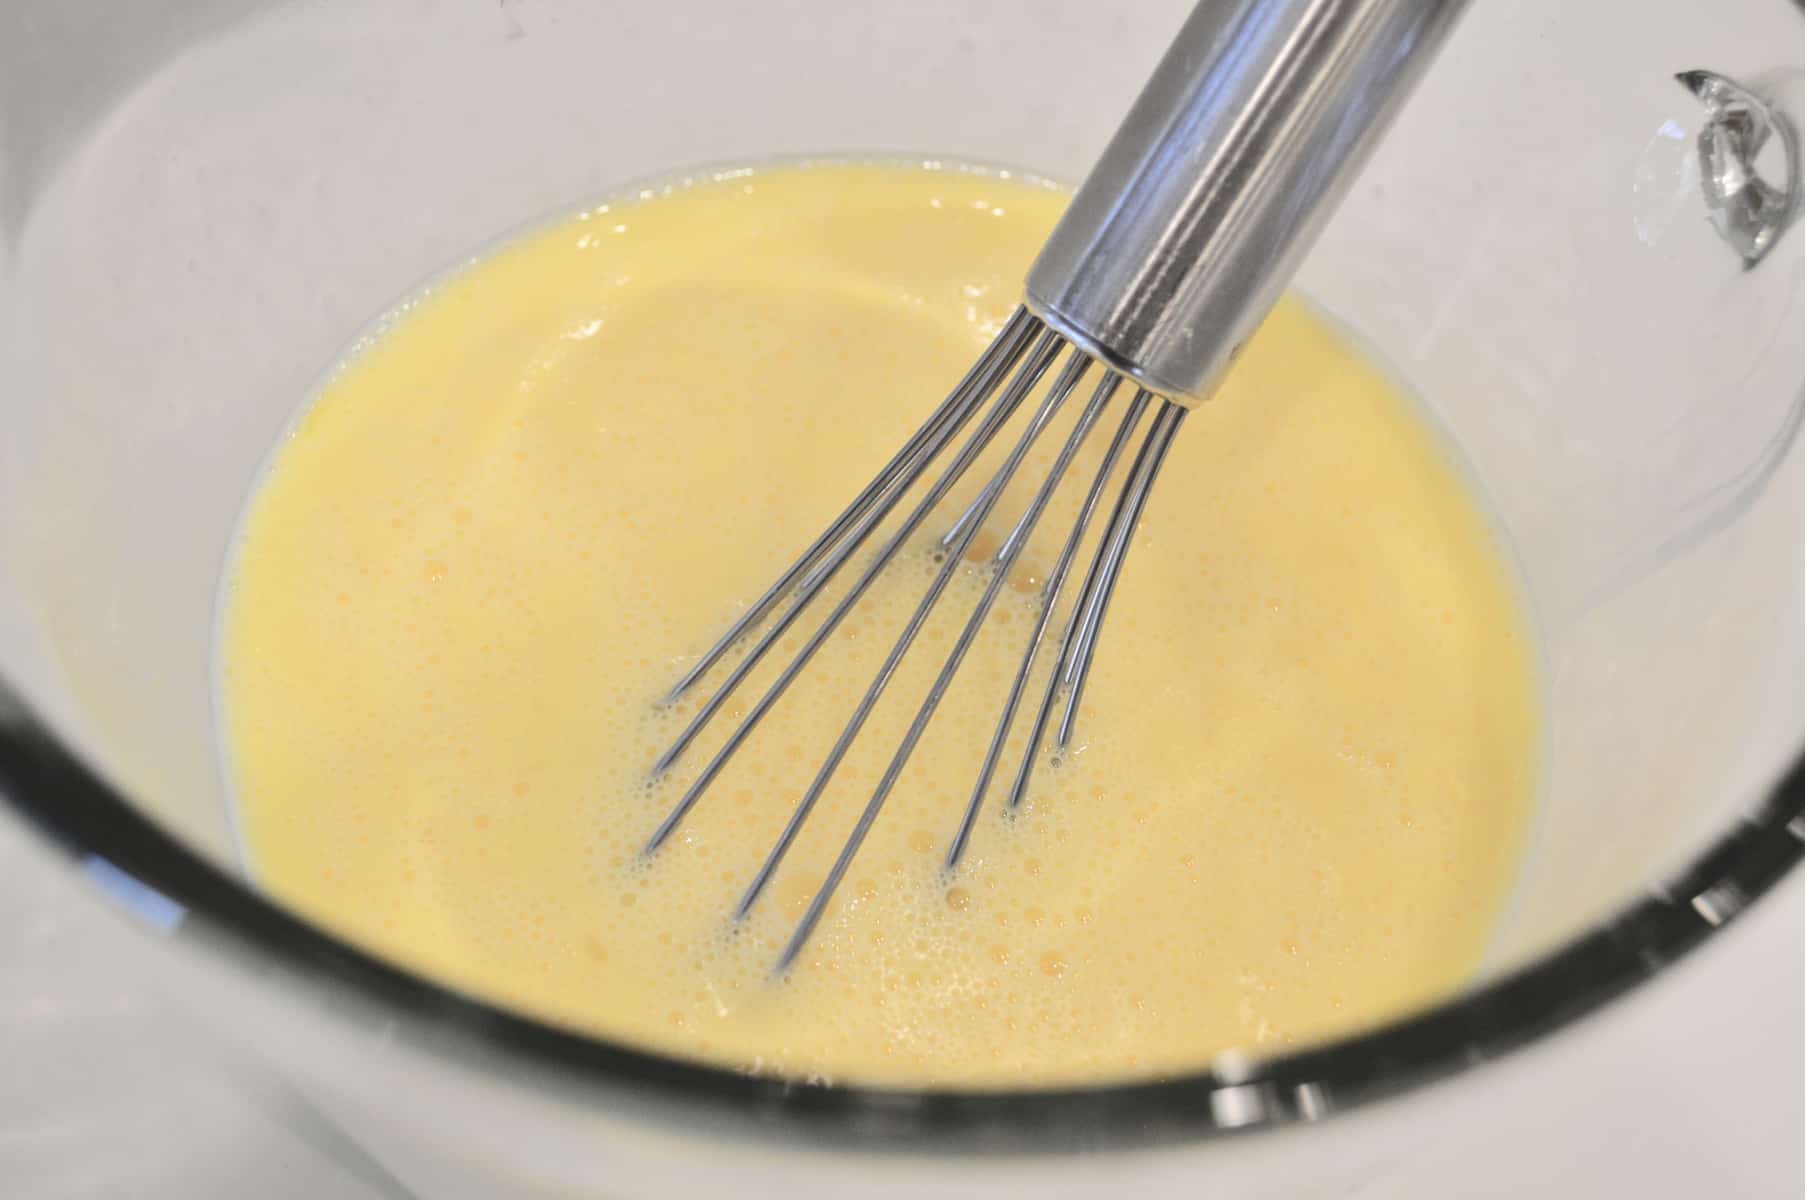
[222, 163, 1538, 1086]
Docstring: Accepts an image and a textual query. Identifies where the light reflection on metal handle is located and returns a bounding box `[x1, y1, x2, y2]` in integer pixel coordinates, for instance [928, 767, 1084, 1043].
[1026, 0, 1469, 403]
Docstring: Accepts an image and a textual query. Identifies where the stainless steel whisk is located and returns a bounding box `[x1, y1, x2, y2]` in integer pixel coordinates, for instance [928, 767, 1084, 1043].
[645, 0, 1467, 972]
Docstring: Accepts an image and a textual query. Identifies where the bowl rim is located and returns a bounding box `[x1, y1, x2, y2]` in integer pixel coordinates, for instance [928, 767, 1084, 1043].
[5, 152, 1804, 1154]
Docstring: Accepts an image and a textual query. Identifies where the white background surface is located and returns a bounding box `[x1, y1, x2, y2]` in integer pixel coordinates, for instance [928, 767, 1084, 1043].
[4, 805, 1803, 1198]
[5, 0, 1805, 1193]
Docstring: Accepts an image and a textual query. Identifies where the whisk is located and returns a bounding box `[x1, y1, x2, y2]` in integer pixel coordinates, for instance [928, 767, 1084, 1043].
[646, 0, 1466, 972]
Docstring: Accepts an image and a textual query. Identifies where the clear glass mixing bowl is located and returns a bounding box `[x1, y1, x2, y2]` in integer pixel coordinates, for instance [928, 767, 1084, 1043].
[4, 1, 1805, 1195]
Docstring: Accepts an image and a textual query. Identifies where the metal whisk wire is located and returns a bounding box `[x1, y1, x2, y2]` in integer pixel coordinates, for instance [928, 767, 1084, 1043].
[648, 307, 1041, 777]
[642, 306, 1187, 972]
[732, 345, 1089, 924]
[945, 386, 1154, 869]
[643, 315, 1059, 850]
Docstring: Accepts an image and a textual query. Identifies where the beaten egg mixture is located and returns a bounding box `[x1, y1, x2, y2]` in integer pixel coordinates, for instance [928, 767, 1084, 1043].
[221, 163, 1538, 1085]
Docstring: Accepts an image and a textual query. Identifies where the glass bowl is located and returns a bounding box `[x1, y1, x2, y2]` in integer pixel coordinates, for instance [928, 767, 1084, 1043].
[4, 1, 1805, 1195]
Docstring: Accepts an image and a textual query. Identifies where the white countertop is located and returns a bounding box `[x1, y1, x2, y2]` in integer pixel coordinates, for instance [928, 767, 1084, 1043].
[5, 808, 1801, 1198]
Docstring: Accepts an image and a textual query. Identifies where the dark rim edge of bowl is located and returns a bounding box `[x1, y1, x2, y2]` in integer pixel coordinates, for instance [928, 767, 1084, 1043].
[2, 674, 1801, 1155]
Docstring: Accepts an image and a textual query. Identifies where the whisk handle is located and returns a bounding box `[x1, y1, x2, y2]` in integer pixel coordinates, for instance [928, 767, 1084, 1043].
[1025, 0, 1467, 403]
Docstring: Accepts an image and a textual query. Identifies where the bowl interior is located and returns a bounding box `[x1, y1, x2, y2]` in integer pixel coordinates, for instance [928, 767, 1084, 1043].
[4, 0, 1805, 1091]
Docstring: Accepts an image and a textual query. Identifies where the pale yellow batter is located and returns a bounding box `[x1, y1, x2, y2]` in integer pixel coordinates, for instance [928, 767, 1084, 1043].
[221, 163, 1538, 1086]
